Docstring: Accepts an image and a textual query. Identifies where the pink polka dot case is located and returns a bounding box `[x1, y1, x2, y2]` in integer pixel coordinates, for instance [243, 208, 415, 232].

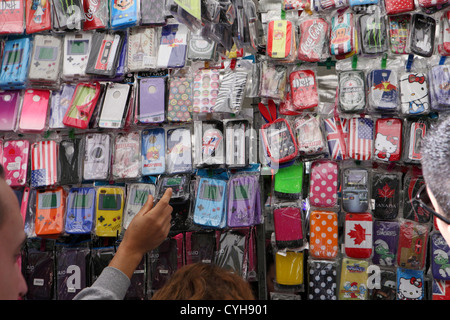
[309, 160, 339, 208]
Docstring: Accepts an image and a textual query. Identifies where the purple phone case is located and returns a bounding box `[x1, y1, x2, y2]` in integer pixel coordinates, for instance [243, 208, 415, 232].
[431, 232, 450, 280]
[430, 65, 450, 111]
[0, 90, 20, 131]
[138, 77, 165, 123]
[372, 220, 399, 267]
[227, 175, 261, 227]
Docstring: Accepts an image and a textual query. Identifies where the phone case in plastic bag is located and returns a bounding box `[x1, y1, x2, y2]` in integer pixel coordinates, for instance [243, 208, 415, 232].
[267, 19, 293, 59]
[192, 68, 220, 113]
[289, 69, 318, 111]
[372, 220, 399, 266]
[372, 171, 401, 219]
[348, 117, 374, 161]
[429, 64, 450, 111]
[397, 219, 429, 270]
[112, 131, 141, 180]
[167, 75, 193, 122]
[83, 133, 111, 180]
[30, 140, 59, 188]
[330, 12, 355, 56]
[338, 258, 369, 300]
[309, 160, 338, 208]
[359, 11, 388, 55]
[367, 69, 399, 113]
[297, 17, 329, 62]
[156, 23, 188, 69]
[388, 14, 411, 54]
[323, 116, 349, 160]
[273, 205, 303, 249]
[309, 211, 338, 259]
[307, 260, 337, 300]
[0, 0, 25, 34]
[397, 267, 424, 300]
[399, 72, 430, 115]
[141, 127, 165, 175]
[3, 139, 29, 187]
[385, 0, 415, 15]
[344, 213, 373, 259]
[0, 89, 21, 131]
[410, 13, 436, 57]
[338, 70, 366, 113]
[166, 127, 192, 174]
[374, 118, 402, 162]
[65, 187, 96, 234]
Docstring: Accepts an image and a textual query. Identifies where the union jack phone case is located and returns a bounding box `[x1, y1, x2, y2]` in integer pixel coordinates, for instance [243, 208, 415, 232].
[374, 118, 402, 162]
[309, 160, 338, 208]
[397, 220, 429, 270]
[344, 213, 373, 259]
[309, 211, 338, 259]
[323, 116, 349, 160]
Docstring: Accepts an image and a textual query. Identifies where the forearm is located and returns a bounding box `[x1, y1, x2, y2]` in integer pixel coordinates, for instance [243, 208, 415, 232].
[108, 243, 144, 280]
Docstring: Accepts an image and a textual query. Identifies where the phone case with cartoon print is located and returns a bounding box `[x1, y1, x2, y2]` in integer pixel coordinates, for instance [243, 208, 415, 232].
[400, 72, 430, 115]
[338, 258, 369, 300]
[374, 118, 402, 162]
[388, 14, 411, 54]
[431, 232, 450, 281]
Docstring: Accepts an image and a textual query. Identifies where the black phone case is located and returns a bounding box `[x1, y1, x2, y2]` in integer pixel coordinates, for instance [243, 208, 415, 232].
[410, 13, 436, 57]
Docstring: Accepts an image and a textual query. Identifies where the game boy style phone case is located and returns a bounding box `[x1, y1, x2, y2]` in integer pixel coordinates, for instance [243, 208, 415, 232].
[400, 72, 430, 115]
[289, 69, 319, 111]
[59, 138, 82, 185]
[167, 74, 193, 122]
[166, 127, 192, 174]
[403, 119, 427, 164]
[342, 167, 369, 213]
[403, 173, 431, 223]
[30, 140, 59, 188]
[431, 232, 450, 280]
[137, 77, 165, 124]
[65, 187, 96, 234]
[35, 187, 66, 238]
[51, 0, 84, 30]
[372, 171, 401, 219]
[155, 174, 190, 204]
[348, 117, 374, 161]
[0, 0, 24, 34]
[110, 0, 138, 29]
[330, 12, 355, 56]
[267, 19, 293, 60]
[86, 32, 124, 77]
[429, 65, 450, 111]
[95, 187, 124, 237]
[3, 139, 29, 187]
[388, 14, 411, 54]
[0, 90, 21, 131]
[273, 205, 303, 249]
[141, 127, 165, 175]
[227, 174, 261, 228]
[338, 70, 366, 113]
[193, 178, 227, 228]
[385, 0, 415, 15]
[410, 13, 436, 57]
[82, 0, 108, 30]
[157, 23, 188, 69]
[123, 183, 155, 230]
[309, 211, 339, 259]
[112, 131, 141, 180]
[307, 260, 338, 300]
[225, 120, 249, 168]
[18, 89, 50, 133]
[344, 213, 373, 259]
[0, 37, 31, 89]
[62, 82, 101, 129]
[309, 160, 338, 208]
[372, 220, 399, 266]
[275, 250, 304, 287]
[397, 220, 429, 270]
[339, 258, 369, 300]
[397, 268, 425, 300]
[25, 0, 51, 33]
[98, 83, 131, 129]
[28, 35, 62, 88]
[297, 17, 329, 62]
[127, 27, 158, 72]
[374, 118, 402, 162]
[83, 133, 111, 181]
[62, 32, 92, 81]
[358, 10, 388, 56]
[274, 161, 303, 200]
[367, 69, 399, 113]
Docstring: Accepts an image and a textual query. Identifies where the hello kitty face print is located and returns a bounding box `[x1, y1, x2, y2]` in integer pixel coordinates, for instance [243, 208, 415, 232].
[400, 72, 430, 115]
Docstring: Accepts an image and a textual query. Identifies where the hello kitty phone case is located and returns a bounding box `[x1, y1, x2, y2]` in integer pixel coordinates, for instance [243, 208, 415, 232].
[374, 118, 402, 162]
[399, 72, 430, 115]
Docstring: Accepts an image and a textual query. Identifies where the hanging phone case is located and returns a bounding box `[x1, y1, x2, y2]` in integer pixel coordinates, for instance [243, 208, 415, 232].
[137, 77, 165, 124]
[330, 12, 354, 56]
[367, 69, 399, 112]
[0, 89, 21, 131]
[83, 133, 111, 180]
[275, 250, 304, 286]
[35, 187, 66, 238]
[225, 120, 249, 168]
[141, 127, 165, 175]
[429, 65, 450, 111]
[372, 220, 399, 266]
[385, 0, 415, 15]
[404, 119, 427, 164]
[298, 18, 329, 62]
[399, 72, 430, 115]
[309, 211, 338, 259]
[309, 160, 338, 208]
[410, 13, 436, 57]
[25, 0, 51, 33]
[267, 19, 293, 59]
[140, 0, 167, 25]
[289, 69, 318, 111]
[112, 131, 141, 180]
[110, 0, 137, 29]
[342, 167, 369, 213]
[403, 174, 431, 223]
[192, 68, 220, 113]
[348, 117, 374, 161]
[28, 34, 62, 86]
[397, 220, 429, 270]
[418, 0, 450, 13]
[374, 118, 402, 162]
[293, 114, 326, 158]
[372, 172, 401, 219]
[59, 138, 82, 185]
[3, 139, 29, 187]
[86, 32, 123, 77]
[199, 121, 225, 166]
[62, 82, 101, 129]
[338, 70, 366, 113]
[65, 187, 96, 234]
[397, 268, 424, 300]
[156, 23, 188, 69]
[307, 260, 338, 300]
[388, 14, 411, 54]
[0, 0, 25, 34]
[62, 32, 92, 81]
[166, 127, 192, 174]
[98, 82, 130, 128]
[214, 68, 248, 114]
[82, 0, 108, 30]
[344, 213, 373, 259]
[273, 205, 303, 249]
[167, 75, 193, 122]
[193, 177, 227, 228]
[51, 0, 84, 30]
[323, 116, 349, 160]
[0, 37, 31, 89]
[31, 140, 59, 188]
[227, 174, 261, 228]
[127, 27, 158, 71]
[359, 11, 388, 55]
[18, 89, 50, 133]
[338, 258, 369, 300]
[441, 11, 450, 54]
[431, 232, 450, 280]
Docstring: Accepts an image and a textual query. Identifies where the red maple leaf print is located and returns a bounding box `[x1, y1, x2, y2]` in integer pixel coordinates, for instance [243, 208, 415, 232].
[348, 224, 367, 245]
[378, 183, 395, 199]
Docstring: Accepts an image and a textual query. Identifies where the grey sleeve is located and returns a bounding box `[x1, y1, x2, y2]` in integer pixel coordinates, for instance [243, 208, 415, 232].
[73, 267, 131, 300]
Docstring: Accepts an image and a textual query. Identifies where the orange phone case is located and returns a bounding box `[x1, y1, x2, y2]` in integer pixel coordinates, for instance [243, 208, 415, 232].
[35, 187, 66, 238]
[309, 210, 339, 259]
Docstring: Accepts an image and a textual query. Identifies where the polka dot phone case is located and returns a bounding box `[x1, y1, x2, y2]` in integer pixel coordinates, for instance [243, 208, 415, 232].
[309, 160, 339, 208]
[385, 0, 415, 15]
[309, 210, 339, 260]
[167, 75, 193, 122]
[3, 139, 30, 187]
[307, 259, 338, 300]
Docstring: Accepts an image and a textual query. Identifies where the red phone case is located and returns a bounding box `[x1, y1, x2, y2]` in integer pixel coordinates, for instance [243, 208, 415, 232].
[385, 0, 415, 15]
[397, 220, 429, 270]
[289, 69, 319, 111]
[25, 0, 51, 34]
[297, 18, 329, 62]
[344, 213, 373, 259]
[374, 118, 402, 162]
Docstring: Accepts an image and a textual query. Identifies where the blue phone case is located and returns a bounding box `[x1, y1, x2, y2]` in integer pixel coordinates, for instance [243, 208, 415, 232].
[65, 187, 96, 234]
[110, 0, 138, 29]
[193, 178, 227, 228]
[0, 37, 32, 89]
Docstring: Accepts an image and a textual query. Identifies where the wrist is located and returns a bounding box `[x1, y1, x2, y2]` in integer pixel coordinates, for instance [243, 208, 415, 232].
[109, 243, 145, 280]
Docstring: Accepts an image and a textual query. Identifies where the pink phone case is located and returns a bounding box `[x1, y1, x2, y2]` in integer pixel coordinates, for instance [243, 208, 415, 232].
[19, 89, 50, 133]
[3, 140, 30, 187]
[309, 160, 338, 207]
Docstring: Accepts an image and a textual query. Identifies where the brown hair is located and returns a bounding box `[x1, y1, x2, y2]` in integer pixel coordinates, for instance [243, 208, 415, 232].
[151, 263, 255, 300]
